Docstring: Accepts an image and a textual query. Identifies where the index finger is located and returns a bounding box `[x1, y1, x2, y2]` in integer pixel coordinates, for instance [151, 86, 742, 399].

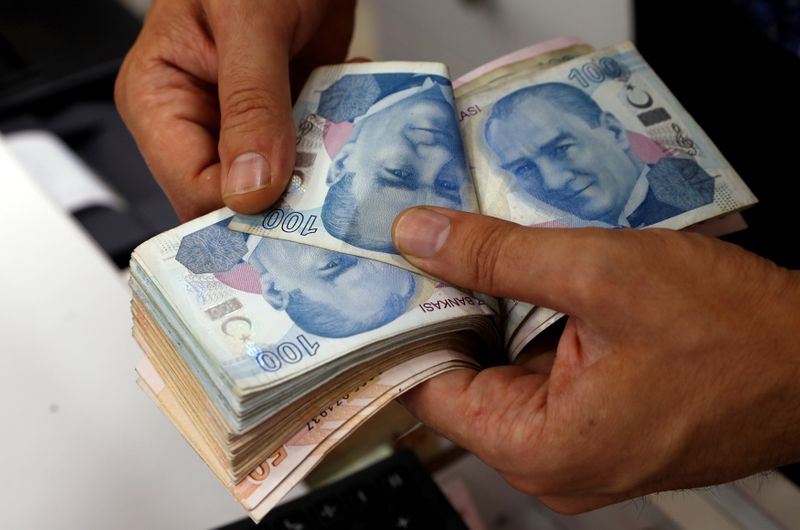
[115, 1, 225, 221]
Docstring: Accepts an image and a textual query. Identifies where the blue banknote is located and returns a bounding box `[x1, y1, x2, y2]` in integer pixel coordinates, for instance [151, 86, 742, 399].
[459, 42, 756, 230]
[131, 208, 497, 433]
[229, 62, 480, 275]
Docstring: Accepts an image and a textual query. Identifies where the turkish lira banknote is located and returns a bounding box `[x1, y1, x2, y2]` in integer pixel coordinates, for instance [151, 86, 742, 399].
[459, 41, 756, 230]
[136, 349, 478, 522]
[453, 36, 589, 89]
[131, 207, 497, 433]
[229, 62, 480, 277]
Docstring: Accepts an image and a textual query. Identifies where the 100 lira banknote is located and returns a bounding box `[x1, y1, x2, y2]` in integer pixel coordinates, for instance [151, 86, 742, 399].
[459, 42, 756, 229]
[229, 62, 480, 276]
[131, 208, 496, 431]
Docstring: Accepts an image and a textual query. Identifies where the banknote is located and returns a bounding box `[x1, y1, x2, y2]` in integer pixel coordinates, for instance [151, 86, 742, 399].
[229, 62, 480, 276]
[458, 42, 757, 229]
[455, 39, 596, 347]
[508, 307, 563, 360]
[242, 352, 476, 521]
[132, 290, 489, 481]
[453, 36, 589, 89]
[131, 208, 496, 428]
[454, 43, 595, 101]
[501, 298, 538, 344]
[136, 350, 478, 523]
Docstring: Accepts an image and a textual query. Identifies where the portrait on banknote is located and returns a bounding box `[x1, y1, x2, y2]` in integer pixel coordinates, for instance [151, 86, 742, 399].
[481, 82, 715, 228]
[317, 72, 474, 253]
[248, 238, 423, 338]
[175, 219, 426, 339]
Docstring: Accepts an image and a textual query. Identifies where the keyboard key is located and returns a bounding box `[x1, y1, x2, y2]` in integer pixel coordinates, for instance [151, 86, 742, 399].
[311, 498, 347, 527]
[345, 484, 379, 513]
[273, 511, 317, 530]
[381, 505, 443, 530]
[376, 466, 414, 497]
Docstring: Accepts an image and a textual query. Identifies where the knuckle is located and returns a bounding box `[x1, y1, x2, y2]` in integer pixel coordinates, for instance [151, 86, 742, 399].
[221, 84, 284, 134]
[464, 222, 515, 293]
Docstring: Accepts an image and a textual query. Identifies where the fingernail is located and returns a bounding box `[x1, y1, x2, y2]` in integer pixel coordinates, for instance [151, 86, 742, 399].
[224, 152, 271, 196]
[393, 208, 451, 258]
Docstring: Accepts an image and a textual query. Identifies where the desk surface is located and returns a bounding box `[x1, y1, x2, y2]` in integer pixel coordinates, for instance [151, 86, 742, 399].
[0, 135, 243, 529]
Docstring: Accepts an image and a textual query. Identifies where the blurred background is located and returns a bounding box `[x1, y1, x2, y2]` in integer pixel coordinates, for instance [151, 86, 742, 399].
[1, 1, 798, 529]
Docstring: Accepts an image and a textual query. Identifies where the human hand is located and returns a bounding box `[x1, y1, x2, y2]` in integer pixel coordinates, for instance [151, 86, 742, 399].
[115, 0, 355, 221]
[392, 206, 800, 513]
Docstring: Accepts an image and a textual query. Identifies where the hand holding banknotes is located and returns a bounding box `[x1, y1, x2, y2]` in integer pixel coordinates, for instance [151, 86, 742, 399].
[114, 0, 355, 220]
[393, 206, 800, 514]
[116, 12, 795, 519]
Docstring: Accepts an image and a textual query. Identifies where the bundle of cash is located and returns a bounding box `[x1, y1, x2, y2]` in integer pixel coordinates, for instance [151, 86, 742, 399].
[132, 38, 757, 522]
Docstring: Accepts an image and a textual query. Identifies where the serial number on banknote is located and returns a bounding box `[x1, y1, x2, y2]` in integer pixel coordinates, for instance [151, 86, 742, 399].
[305, 374, 379, 431]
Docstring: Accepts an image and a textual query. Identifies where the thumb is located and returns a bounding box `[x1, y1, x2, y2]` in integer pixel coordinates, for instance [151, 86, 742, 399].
[392, 207, 605, 314]
[210, 1, 297, 214]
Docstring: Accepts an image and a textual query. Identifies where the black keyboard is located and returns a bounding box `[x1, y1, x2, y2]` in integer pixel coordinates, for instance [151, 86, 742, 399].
[217, 450, 469, 530]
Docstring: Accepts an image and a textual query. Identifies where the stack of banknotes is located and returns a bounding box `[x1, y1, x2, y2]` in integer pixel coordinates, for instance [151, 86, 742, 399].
[131, 37, 757, 522]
